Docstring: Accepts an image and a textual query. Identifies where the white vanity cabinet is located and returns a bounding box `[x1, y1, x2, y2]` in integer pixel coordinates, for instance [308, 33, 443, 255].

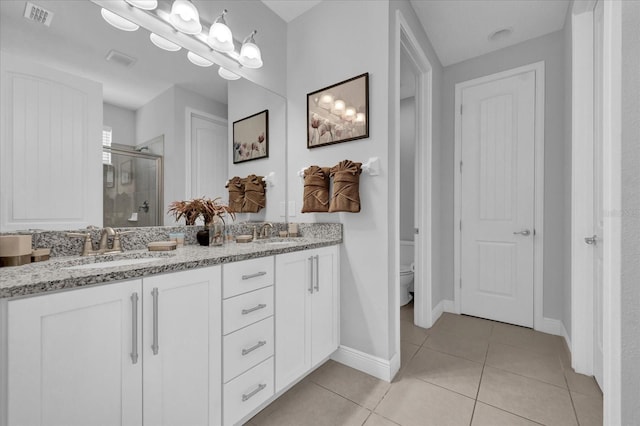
[142, 266, 222, 426]
[3, 279, 144, 426]
[2, 266, 222, 426]
[274, 245, 339, 393]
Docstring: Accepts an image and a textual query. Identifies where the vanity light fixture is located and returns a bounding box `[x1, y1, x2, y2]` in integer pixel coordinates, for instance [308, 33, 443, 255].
[208, 9, 234, 53]
[169, 0, 202, 35]
[101, 8, 139, 31]
[218, 67, 241, 80]
[239, 30, 263, 69]
[124, 0, 157, 11]
[150, 33, 181, 51]
[187, 51, 213, 67]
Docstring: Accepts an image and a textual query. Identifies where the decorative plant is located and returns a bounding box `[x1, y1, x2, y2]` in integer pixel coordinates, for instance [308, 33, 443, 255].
[168, 197, 235, 226]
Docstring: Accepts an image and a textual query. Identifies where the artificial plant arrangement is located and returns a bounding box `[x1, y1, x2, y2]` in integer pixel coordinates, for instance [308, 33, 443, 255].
[168, 197, 235, 246]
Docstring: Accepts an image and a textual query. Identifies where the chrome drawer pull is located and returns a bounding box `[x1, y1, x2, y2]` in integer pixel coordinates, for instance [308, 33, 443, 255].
[308, 257, 314, 294]
[130, 292, 139, 364]
[242, 271, 267, 280]
[242, 383, 267, 402]
[152, 287, 159, 355]
[241, 340, 267, 356]
[242, 303, 267, 315]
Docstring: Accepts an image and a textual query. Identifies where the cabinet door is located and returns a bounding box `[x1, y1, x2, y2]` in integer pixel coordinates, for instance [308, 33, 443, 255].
[310, 246, 339, 366]
[7, 280, 142, 426]
[142, 266, 222, 426]
[275, 251, 312, 393]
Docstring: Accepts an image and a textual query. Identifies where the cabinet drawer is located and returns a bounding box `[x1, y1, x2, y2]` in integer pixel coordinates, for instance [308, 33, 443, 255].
[224, 316, 274, 383]
[223, 257, 274, 299]
[223, 286, 274, 335]
[224, 357, 274, 426]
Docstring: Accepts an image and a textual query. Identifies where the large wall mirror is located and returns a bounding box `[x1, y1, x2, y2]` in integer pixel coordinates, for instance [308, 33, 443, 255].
[0, 0, 287, 230]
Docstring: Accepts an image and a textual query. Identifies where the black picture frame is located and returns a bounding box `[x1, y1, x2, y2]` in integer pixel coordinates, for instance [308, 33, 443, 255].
[233, 109, 269, 164]
[307, 72, 369, 149]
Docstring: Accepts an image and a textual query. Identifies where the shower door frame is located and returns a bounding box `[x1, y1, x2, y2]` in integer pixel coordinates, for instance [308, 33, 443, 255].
[103, 147, 164, 227]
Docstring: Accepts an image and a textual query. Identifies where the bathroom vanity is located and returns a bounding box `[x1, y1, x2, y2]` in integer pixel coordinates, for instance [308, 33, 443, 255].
[0, 236, 340, 426]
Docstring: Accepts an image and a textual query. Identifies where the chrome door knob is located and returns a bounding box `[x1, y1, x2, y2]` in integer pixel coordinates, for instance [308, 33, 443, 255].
[585, 235, 598, 245]
[513, 229, 531, 236]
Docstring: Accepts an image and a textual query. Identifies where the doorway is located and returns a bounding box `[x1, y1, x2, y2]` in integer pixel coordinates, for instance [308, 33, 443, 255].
[454, 62, 546, 328]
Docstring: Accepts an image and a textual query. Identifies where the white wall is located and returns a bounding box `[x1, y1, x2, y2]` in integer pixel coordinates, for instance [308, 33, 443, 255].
[228, 79, 287, 223]
[103, 103, 135, 147]
[621, 0, 640, 421]
[441, 30, 567, 322]
[399, 97, 415, 241]
[287, 0, 391, 359]
[563, 9, 573, 340]
[136, 85, 227, 225]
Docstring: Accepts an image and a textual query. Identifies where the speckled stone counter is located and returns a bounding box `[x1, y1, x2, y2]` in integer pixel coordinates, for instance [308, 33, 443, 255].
[0, 232, 341, 299]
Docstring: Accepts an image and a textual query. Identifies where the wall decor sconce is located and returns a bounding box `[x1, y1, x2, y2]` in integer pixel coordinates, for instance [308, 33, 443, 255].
[93, 0, 263, 80]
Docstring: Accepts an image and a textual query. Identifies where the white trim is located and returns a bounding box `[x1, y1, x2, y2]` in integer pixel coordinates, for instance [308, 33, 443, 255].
[602, 0, 622, 423]
[570, 5, 596, 376]
[453, 62, 546, 330]
[431, 299, 455, 325]
[184, 108, 227, 199]
[331, 345, 398, 382]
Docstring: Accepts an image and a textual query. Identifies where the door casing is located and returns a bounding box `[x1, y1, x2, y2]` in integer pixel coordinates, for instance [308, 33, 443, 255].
[453, 61, 546, 332]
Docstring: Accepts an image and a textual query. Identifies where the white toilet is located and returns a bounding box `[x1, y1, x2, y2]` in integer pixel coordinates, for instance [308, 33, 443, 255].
[400, 262, 415, 306]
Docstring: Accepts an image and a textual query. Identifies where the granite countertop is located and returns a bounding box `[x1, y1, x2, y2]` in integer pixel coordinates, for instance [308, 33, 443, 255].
[0, 236, 341, 299]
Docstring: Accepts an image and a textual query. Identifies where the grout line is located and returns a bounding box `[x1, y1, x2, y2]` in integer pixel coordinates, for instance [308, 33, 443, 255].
[564, 368, 581, 425]
[478, 402, 547, 425]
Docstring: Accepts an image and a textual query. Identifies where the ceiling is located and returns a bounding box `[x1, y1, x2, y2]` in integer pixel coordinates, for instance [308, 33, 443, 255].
[409, 0, 570, 67]
[261, 0, 322, 22]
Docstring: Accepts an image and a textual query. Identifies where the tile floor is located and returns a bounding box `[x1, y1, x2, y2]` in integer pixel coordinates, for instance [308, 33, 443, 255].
[247, 302, 603, 425]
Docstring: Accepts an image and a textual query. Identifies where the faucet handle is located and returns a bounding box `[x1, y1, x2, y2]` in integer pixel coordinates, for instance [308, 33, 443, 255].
[66, 232, 94, 256]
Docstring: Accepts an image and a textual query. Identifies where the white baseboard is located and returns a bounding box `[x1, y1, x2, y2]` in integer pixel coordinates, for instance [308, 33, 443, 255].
[331, 345, 396, 382]
[537, 317, 572, 352]
[431, 299, 455, 324]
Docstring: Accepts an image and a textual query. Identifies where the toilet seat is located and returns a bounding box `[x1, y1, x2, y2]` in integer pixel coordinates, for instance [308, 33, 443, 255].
[400, 263, 414, 275]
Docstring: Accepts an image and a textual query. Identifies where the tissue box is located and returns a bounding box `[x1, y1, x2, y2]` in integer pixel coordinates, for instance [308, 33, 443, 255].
[0, 235, 32, 267]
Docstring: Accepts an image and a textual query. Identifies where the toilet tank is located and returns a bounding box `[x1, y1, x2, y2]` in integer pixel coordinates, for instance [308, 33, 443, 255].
[399, 240, 415, 267]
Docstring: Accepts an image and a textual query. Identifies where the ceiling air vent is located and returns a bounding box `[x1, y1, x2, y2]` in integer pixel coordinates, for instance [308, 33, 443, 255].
[105, 50, 137, 68]
[23, 2, 54, 26]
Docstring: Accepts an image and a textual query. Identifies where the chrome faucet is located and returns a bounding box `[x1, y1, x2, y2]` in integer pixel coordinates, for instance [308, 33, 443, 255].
[258, 222, 274, 239]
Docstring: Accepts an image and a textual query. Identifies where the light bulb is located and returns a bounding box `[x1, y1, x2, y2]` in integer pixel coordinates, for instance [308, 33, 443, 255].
[101, 8, 139, 32]
[170, 0, 202, 35]
[239, 31, 263, 69]
[208, 11, 234, 53]
[150, 33, 181, 52]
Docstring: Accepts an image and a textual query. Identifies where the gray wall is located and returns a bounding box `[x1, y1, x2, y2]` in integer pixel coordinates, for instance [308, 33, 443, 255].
[400, 97, 416, 242]
[440, 31, 567, 322]
[103, 103, 135, 147]
[621, 0, 640, 422]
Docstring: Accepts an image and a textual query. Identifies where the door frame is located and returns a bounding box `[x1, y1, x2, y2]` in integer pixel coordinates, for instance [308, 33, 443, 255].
[392, 9, 434, 376]
[453, 61, 546, 331]
[184, 108, 228, 199]
[571, 1, 622, 423]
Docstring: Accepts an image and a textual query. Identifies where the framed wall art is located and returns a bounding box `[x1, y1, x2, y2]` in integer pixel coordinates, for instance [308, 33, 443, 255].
[307, 72, 369, 149]
[233, 109, 269, 163]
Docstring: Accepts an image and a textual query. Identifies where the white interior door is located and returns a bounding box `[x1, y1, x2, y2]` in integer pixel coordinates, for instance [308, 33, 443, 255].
[591, 0, 605, 389]
[189, 113, 227, 199]
[460, 70, 536, 327]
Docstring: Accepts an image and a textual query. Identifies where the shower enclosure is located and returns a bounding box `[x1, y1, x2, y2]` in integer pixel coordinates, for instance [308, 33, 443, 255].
[103, 147, 163, 227]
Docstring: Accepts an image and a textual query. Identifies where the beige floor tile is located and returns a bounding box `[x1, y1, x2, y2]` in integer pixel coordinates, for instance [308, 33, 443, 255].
[432, 313, 494, 339]
[400, 303, 414, 322]
[486, 342, 566, 388]
[423, 329, 489, 363]
[478, 366, 577, 426]
[307, 360, 390, 410]
[375, 377, 475, 426]
[363, 413, 401, 426]
[249, 380, 370, 426]
[571, 391, 603, 426]
[565, 368, 603, 398]
[490, 322, 563, 357]
[471, 402, 541, 426]
[404, 348, 483, 398]
[559, 338, 572, 370]
[400, 319, 429, 346]
[400, 341, 420, 371]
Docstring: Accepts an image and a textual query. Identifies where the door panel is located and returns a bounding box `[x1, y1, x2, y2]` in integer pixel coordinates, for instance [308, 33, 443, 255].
[311, 247, 338, 366]
[190, 114, 227, 199]
[460, 70, 536, 327]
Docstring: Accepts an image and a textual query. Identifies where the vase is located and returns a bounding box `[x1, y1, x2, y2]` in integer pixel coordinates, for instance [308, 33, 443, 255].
[196, 229, 209, 246]
[208, 216, 225, 246]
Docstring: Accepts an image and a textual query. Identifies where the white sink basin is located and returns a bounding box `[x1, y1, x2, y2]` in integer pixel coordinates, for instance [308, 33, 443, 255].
[63, 257, 162, 270]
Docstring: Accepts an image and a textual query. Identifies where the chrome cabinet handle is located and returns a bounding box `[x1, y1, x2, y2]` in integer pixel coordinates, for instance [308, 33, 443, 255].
[585, 235, 598, 245]
[130, 292, 139, 364]
[242, 271, 267, 280]
[152, 287, 159, 355]
[241, 340, 267, 356]
[314, 255, 320, 292]
[308, 256, 314, 294]
[513, 229, 531, 236]
[242, 304, 267, 315]
[242, 383, 267, 402]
